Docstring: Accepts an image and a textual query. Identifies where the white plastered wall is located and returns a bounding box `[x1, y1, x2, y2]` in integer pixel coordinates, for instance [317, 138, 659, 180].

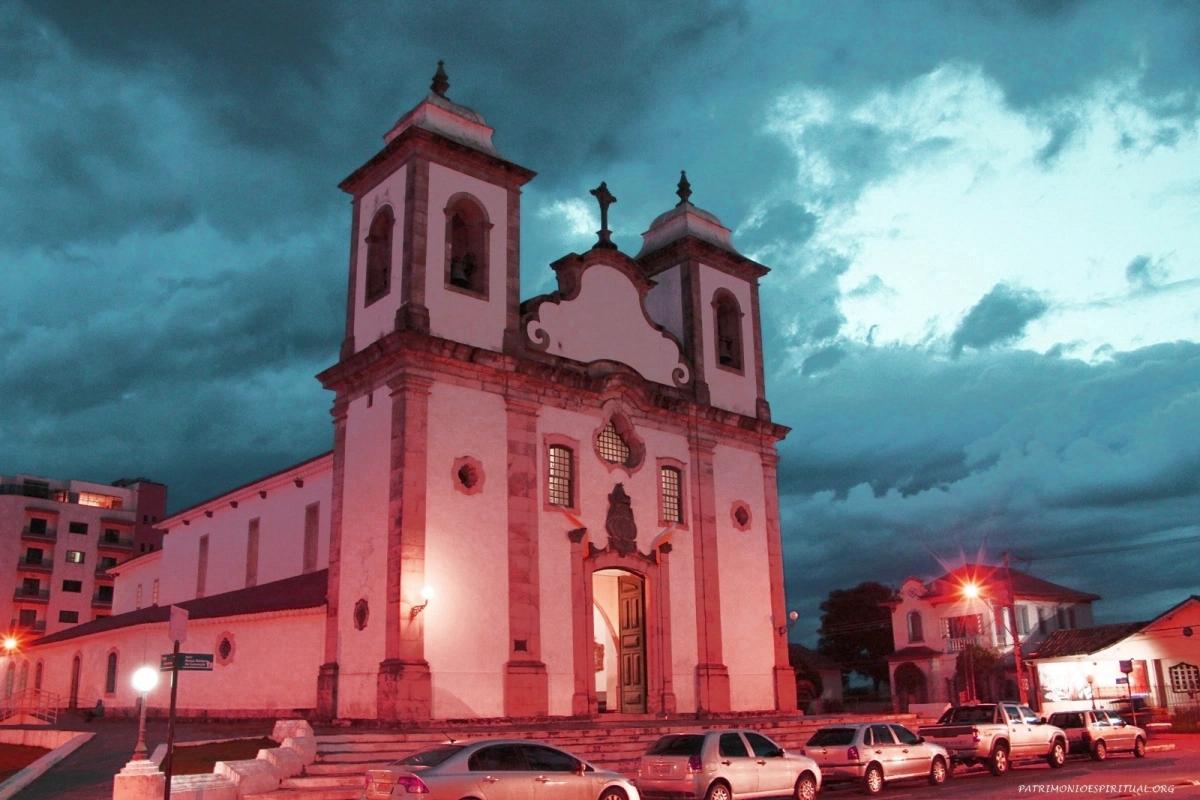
[425, 163, 508, 352]
[645, 264, 685, 342]
[713, 442, 775, 711]
[353, 166, 407, 349]
[423, 381, 509, 718]
[699, 265, 758, 417]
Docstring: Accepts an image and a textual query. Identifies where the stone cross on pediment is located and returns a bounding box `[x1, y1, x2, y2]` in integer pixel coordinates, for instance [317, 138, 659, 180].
[590, 181, 617, 250]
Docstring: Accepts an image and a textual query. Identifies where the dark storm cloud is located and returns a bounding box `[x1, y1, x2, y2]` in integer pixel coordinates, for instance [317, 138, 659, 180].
[1125, 254, 1168, 290]
[951, 283, 1049, 355]
[773, 341, 1200, 640]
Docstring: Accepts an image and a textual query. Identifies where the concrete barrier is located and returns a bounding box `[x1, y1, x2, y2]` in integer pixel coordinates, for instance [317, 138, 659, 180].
[214, 758, 280, 795]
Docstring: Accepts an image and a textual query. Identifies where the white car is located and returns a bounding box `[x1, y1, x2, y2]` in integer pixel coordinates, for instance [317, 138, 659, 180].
[636, 729, 821, 800]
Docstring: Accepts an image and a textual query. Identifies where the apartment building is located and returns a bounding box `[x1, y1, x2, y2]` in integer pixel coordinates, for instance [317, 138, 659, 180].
[0, 473, 165, 637]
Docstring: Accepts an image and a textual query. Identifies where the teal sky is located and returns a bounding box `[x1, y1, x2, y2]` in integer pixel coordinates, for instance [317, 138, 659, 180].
[2, 1, 1197, 642]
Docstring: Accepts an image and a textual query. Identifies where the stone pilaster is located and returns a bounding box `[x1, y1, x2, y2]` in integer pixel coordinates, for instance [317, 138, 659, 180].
[689, 431, 730, 713]
[567, 527, 593, 716]
[762, 450, 798, 712]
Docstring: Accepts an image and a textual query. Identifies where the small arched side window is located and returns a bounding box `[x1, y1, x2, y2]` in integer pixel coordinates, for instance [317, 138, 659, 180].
[712, 290, 744, 371]
[364, 206, 395, 305]
[34, 660, 43, 690]
[444, 195, 490, 297]
[105, 651, 118, 694]
[907, 611, 924, 643]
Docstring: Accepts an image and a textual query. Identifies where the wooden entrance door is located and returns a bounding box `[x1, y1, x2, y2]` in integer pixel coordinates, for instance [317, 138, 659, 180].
[618, 575, 646, 713]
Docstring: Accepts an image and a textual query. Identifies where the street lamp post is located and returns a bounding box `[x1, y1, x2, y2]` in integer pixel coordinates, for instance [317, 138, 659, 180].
[131, 666, 159, 761]
[1003, 552, 1030, 706]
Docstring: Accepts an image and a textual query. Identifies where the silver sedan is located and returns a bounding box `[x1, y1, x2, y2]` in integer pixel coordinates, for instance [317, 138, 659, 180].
[363, 738, 639, 800]
[802, 722, 950, 795]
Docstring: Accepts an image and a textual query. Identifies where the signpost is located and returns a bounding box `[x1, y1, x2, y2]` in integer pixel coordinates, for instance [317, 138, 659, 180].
[162, 606, 194, 800]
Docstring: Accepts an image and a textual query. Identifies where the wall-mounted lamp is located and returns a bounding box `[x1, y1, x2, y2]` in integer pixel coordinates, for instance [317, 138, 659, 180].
[776, 610, 800, 636]
[410, 586, 435, 619]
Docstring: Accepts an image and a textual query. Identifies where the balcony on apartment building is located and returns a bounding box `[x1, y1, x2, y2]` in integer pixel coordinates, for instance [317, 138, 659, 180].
[10, 619, 46, 634]
[13, 587, 50, 603]
[97, 533, 134, 553]
[16, 556, 53, 574]
[20, 525, 56, 543]
[91, 591, 114, 609]
[1, 483, 69, 502]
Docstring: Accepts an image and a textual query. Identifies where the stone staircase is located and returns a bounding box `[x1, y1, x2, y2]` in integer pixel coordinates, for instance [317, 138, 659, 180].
[243, 712, 927, 800]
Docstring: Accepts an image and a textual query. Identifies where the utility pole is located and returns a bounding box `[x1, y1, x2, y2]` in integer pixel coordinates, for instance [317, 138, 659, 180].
[1004, 552, 1029, 706]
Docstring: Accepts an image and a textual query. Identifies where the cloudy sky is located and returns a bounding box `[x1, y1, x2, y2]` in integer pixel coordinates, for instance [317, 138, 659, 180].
[2, 1, 1197, 643]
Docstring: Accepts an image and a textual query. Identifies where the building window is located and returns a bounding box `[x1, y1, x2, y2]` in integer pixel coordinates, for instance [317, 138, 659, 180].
[712, 289, 744, 371]
[62, 580, 82, 593]
[444, 194, 490, 297]
[1169, 663, 1200, 694]
[23, 548, 44, 565]
[547, 445, 574, 508]
[660, 466, 683, 524]
[152, 579, 160, 605]
[907, 611, 924, 643]
[65, 550, 85, 564]
[730, 501, 752, 531]
[1017, 605, 1030, 636]
[34, 661, 42, 690]
[1067, 607, 1077, 629]
[364, 206, 395, 304]
[68, 521, 88, 535]
[246, 518, 260, 588]
[993, 607, 1008, 646]
[135, 584, 143, 609]
[28, 518, 47, 535]
[78, 492, 121, 509]
[59, 610, 79, 623]
[596, 422, 631, 465]
[98, 556, 118, 571]
[1056, 607, 1067, 630]
[1037, 609, 1047, 634]
[102, 528, 122, 544]
[303, 503, 320, 574]
[197, 534, 209, 598]
[17, 609, 36, 628]
[105, 652, 118, 694]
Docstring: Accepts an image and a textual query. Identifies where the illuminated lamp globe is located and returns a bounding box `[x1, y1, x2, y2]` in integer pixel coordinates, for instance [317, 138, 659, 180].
[420, 586, 435, 602]
[961, 582, 981, 600]
[132, 666, 160, 694]
[2, 637, 17, 653]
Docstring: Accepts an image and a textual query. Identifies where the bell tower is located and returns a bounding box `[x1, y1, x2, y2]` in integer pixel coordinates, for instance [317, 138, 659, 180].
[337, 62, 536, 357]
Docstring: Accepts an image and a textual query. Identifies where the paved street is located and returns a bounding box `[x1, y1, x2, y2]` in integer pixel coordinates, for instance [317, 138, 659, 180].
[821, 735, 1200, 800]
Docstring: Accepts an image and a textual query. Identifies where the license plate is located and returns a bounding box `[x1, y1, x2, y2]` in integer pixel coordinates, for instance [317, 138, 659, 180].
[652, 764, 674, 776]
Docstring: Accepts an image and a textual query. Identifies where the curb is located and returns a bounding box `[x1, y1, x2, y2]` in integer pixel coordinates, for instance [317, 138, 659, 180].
[1146, 743, 1176, 752]
[0, 731, 95, 800]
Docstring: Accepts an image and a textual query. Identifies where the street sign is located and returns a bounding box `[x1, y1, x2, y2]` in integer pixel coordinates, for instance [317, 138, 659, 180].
[160, 652, 214, 672]
[1115, 676, 1129, 684]
[169, 606, 189, 645]
[1119, 659, 1134, 674]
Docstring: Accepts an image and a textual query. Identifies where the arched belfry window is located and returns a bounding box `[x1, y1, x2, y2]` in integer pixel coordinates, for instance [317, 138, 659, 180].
[712, 290, 744, 371]
[444, 195, 490, 297]
[907, 611, 924, 643]
[364, 206, 395, 305]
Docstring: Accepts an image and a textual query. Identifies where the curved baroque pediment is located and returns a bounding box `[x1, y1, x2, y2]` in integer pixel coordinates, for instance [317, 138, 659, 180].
[524, 255, 690, 388]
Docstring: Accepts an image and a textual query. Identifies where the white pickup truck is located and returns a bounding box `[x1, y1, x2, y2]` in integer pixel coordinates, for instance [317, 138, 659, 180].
[918, 703, 1069, 776]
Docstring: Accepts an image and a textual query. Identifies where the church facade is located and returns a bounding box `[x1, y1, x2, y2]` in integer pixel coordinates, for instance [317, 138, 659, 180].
[25, 66, 796, 722]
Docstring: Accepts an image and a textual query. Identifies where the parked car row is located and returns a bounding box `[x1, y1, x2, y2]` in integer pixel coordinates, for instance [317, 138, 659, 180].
[360, 708, 1148, 799]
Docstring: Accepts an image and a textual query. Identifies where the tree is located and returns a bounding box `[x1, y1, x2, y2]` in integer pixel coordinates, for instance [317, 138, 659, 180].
[817, 582, 894, 694]
[956, 643, 1004, 702]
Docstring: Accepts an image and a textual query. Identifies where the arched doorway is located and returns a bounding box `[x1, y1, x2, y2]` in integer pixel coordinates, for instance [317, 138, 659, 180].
[592, 569, 645, 713]
[893, 661, 928, 711]
[69, 655, 81, 709]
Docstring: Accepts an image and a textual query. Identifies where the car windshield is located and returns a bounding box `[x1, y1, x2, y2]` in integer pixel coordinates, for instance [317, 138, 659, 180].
[395, 745, 465, 767]
[807, 728, 856, 746]
[938, 706, 995, 724]
[647, 735, 705, 756]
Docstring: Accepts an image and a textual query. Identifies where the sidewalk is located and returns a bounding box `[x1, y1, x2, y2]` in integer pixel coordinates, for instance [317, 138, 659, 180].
[13, 717, 273, 800]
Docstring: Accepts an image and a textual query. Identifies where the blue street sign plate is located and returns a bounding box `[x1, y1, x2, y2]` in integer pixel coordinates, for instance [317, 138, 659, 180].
[1115, 676, 1129, 684]
[160, 653, 214, 672]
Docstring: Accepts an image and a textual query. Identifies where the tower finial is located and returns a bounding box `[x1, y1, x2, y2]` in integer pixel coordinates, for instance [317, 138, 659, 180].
[431, 60, 449, 97]
[589, 181, 618, 250]
[676, 170, 692, 207]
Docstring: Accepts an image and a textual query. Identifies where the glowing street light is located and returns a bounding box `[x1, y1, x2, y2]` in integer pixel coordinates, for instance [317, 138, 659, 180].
[131, 666, 159, 761]
[2, 637, 18, 654]
[960, 582, 981, 601]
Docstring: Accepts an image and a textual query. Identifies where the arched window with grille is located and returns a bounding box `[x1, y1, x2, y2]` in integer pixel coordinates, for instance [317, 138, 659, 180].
[364, 206, 395, 305]
[712, 290, 744, 371]
[444, 195, 490, 297]
[105, 651, 118, 695]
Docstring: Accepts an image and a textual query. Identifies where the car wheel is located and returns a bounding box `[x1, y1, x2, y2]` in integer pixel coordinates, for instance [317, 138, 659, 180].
[1048, 739, 1067, 768]
[989, 744, 1009, 776]
[794, 772, 818, 800]
[1134, 737, 1147, 758]
[864, 763, 884, 795]
[929, 756, 948, 785]
[597, 789, 628, 800]
[705, 781, 732, 800]
[1091, 740, 1107, 761]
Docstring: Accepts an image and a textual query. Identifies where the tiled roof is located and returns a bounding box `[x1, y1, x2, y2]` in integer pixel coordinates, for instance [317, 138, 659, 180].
[925, 565, 1099, 604]
[1028, 621, 1147, 659]
[31, 569, 328, 647]
[887, 645, 943, 661]
[789, 644, 841, 672]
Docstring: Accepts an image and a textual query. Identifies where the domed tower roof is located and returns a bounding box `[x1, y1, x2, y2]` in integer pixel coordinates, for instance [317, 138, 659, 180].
[636, 171, 740, 257]
[382, 61, 501, 157]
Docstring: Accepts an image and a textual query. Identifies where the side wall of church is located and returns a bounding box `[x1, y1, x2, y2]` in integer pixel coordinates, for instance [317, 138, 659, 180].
[712, 442, 776, 711]
[353, 166, 408, 348]
[423, 380, 510, 718]
[334, 392, 394, 719]
[28, 609, 324, 715]
[148, 469, 332, 609]
[425, 163, 509, 353]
